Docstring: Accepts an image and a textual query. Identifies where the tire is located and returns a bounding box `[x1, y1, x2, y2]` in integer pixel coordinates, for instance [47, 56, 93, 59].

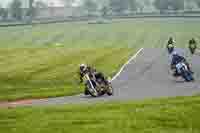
[86, 80, 98, 97]
[84, 88, 90, 95]
[168, 48, 173, 54]
[167, 46, 174, 54]
[181, 69, 194, 82]
[189, 47, 196, 54]
[107, 85, 113, 96]
[191, 49, 195, 54]
[186, 72, 194, 82]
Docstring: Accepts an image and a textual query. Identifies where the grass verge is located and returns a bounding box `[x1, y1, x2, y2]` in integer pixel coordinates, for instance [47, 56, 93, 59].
[0, 47, 135, 101]
[0, 95, 199, 133]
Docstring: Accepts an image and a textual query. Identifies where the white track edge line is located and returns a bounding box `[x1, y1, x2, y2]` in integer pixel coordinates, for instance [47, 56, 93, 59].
[111, 48, 144, 81]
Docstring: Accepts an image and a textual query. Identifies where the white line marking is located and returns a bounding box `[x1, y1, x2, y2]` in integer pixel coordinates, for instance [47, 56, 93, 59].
[111, 48, 144, 81]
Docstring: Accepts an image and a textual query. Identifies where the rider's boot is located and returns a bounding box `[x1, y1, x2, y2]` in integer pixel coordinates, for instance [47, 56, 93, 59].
[173, 69, 180, 77]
[84, 88, 90, 95]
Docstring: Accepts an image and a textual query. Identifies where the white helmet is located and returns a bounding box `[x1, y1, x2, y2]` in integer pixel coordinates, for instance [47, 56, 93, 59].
[172, 51, 178, 56]
[80, 64, 86, 67]
[80, 64, 87, 71]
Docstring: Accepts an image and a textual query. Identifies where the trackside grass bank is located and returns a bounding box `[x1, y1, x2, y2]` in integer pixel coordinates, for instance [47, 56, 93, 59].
[0, 95, 199, 133]
[0, 47, 134, 101]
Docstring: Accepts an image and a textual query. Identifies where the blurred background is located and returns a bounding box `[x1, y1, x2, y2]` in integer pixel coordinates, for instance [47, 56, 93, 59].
[0, 0, 200, 24]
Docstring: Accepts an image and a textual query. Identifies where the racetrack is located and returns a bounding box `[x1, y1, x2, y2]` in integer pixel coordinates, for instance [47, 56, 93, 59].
[2, 48, 200, 107]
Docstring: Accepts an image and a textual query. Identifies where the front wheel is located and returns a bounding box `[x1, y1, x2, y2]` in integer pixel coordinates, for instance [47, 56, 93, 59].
[167, 47, 174, 54]
[86, 80, 98, 97]
[189, 48, 196, 54]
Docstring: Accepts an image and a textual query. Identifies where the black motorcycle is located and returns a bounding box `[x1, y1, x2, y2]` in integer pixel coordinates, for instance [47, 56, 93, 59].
[84, 73, 113, 97]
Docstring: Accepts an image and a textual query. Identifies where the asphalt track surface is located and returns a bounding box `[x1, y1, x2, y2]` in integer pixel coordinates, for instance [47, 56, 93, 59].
[2, 48, 200, 107]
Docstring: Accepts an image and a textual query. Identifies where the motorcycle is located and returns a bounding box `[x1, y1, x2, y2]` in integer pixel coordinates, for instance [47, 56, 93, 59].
[189, 44, 197, 54]
[167, 44, 174, 54]
[84, 73, 113, 97]
[171, 62, 194, 82]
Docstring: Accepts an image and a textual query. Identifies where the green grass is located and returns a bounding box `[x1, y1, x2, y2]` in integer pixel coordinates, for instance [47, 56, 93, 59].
[0, 18, 200, 133]
[0, 95, 200, 133]
[0, 18, 200, 101]
[0, 18, 200, 48]
[0, 47, 134, 101]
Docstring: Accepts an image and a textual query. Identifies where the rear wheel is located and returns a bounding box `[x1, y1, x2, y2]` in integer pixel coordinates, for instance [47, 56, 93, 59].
[191, 49, 195, 54]
[167, 45, 174, 54]
[107, 85, 113, 96]
[189, 46, 196, 54]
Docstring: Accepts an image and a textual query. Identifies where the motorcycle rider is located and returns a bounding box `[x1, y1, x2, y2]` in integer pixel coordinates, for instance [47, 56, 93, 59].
[79, 64, 96, 83]
[166, 37, 175, 54]
[171, 51, 192, 76]
[167, 37, 175, 48]
[188, 38, 197, 54]
[79, 64, 108, 95]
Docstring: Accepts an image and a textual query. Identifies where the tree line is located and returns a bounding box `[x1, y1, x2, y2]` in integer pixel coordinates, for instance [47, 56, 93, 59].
[0, 0, 46, 21]
[72, 0, 200, 16]
[1, 0, 200, 21]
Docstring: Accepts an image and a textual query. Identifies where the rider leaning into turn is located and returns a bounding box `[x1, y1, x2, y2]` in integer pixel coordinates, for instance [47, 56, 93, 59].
[79, 64, 96, 83]
[171, 51, 192, 76]
[79, 64, 108, 94]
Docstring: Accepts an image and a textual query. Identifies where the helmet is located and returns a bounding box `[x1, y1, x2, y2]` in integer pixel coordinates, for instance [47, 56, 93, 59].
[172, 51, 178, 56]
[80, 64, 87, 72]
